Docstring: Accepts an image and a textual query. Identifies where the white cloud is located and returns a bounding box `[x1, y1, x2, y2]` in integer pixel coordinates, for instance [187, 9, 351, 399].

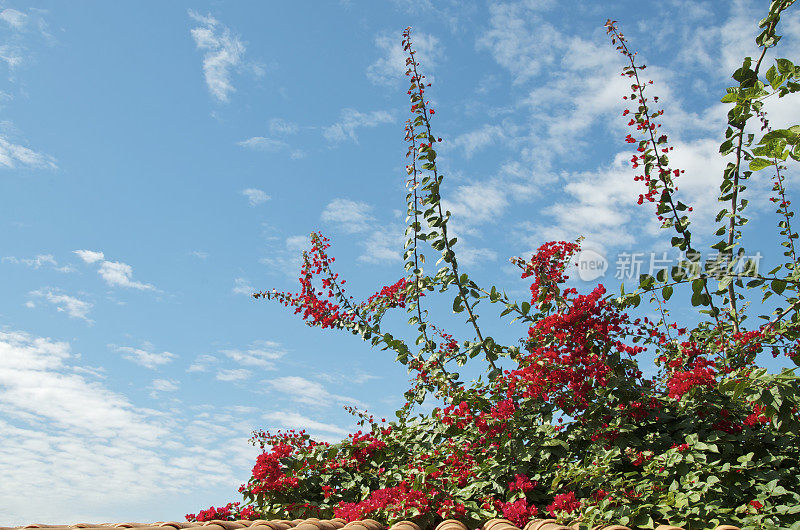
[74, 250, 155, 291]
[321, 198, 375, 233]
[443, 182, 509, 227]
[0, 136, 57, 169]
[150, 379, 179, 392]
[98, 260, 155, 290]
[188, 11, 245, 102]
[0, 45, 22, 69]
[476, 3, 562, 84]
[525, 152, 648, 252]
[216, 368, 252, 381]
[112, 344, 177, 370]
[237, 136, 288, 151]
[72, 365, 106, 379]
[192, 250, 209, 259]
[232, 277, 254, 295]
[0, 330, 255, 525]
[456, 246, 499, 267]
[449, 124, 508, 159]
[323, 109, 393, 143]
[242, 188, 270, 206]
[2, 254, 71, 272]
[221, 340, 285, 369]
[367, 31, 443, 85]
[29, 289, 93, 323]
[259, 233, 309, 278]
[74, 249, 105, 264]
[317, 371, 379, 385]
[149, 379, 179, 398]
[356, 226, 403, 264]
[269, 118, 299, 136]
[0, 8, 26, 29]
[267, 376, 366, 409]
[186, 353, 217, 373]
[262, 411, 349, 437]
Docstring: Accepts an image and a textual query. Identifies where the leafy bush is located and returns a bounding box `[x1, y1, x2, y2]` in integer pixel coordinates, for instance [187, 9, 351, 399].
[188, 3, 800, 529]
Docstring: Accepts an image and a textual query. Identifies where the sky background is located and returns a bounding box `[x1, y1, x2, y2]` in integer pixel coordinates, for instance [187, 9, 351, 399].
[1, 0, 799, 525]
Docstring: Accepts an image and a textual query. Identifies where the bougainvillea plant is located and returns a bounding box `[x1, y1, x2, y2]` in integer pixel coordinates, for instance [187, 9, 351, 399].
[187, 2, 800, 529]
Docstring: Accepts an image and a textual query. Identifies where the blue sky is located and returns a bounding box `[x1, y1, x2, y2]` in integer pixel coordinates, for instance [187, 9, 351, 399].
[1, 0, 799, 525]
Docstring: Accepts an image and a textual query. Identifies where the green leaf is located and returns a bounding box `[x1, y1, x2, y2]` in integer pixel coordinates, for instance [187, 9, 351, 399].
[777, 58, 795, 75]
[750, 157, 774, 171]
[662, 285, 674, 301]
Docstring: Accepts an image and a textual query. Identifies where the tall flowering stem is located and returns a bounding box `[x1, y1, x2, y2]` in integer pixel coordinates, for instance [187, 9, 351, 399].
[403, 93, 434, 369]
[606, 20, 730, 348]
[402, 28, 499, 375]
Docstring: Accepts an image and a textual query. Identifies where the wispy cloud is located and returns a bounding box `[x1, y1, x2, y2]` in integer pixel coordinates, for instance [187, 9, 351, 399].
[2, 254, 72, 272]
[188, 340, 286, 375]
[74, 250, 156, 291]
[449, 124, 509, 159]
[456, 246, 499, 267]
[187, 353, 217, 373]
[0, 136, 57, 169]
[323, 109, 393, 143]
[367, 31, 443, 85]
[519, 137, 734, 255]
[0, 8, 27, 30]
[0, 330, 256, 525]
[242, 188, 270, 206]
[3, 254, 56, 268]
[221, 340, 285, 369]
[238, 119, 301, 156]
[356, 225, 403, 264]
[0, 45, 22, 69]
[237, 136, 288, 151]
[321, 198, 375, 233]
[476, 3, 561, 84]
[232, 277, 254, 295]
[259, 233, 309, 278]
[112, 344, 177, 370]
[318, 200, 404, 263]
[269, 118, 299, 136]
[188, 11, 245, 102]
[216, 368, 251, 382]
[149, 378, 179, 398]
[267, 376, 366, 409]
[317, 371, 380, 385]
[28, 289, 93, 323]
[262, 411, 349, 437]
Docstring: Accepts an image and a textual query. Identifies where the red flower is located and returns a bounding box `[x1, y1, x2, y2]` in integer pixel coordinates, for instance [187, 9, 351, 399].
[547, 491, 581, 516]
[500, 498, 538, 527]
[508, 474, 537, 492]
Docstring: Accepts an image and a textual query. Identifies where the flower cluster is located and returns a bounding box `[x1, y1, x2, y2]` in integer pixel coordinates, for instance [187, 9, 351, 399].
[516, 241, 580, 305]
[507, 284, 644, 413]
[499, 498, 538, 527]
[333, 482, 454, 522]
[185, 502, 257, 522]
[546, 492, 581, 517]
[666, 355, 717, 399]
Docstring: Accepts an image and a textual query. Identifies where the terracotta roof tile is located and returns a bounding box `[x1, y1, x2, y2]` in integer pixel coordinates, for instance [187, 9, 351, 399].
[1, 518, 742, 530]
